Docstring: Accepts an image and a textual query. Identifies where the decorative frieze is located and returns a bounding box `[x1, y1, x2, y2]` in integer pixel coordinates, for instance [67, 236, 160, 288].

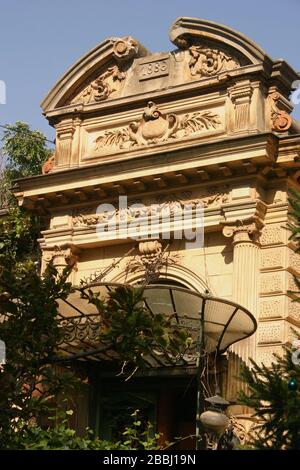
[94, 101, 221, 151]
[71, 66, 126, 105]
[73, 187, 230, 228]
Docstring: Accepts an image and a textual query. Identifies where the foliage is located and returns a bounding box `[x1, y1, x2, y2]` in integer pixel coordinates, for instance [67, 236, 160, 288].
[18, 409, 162, 450]
[1, 121, 52, 179]
[84, 285, 193, 377]
[238, 189, 300, 449]
[239, 345, 300, 449]
[0, 261, 75, 449]
[0, 206, 40, 264]
[287, 188, 300, 250]
[120, 409, 162, 450]
[0, 120, 190, 449]
[0, 121, 52, 262]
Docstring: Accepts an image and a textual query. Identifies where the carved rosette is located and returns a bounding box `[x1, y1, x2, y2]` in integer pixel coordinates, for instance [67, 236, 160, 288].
[268, 91, 292, 132]
[112, 36, 139, 61]
[188, 45, 240, 78]
[94, 101, 221, 151]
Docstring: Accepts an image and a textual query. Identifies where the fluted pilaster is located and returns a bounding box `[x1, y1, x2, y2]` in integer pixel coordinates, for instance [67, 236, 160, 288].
[222, 218, 261, 401]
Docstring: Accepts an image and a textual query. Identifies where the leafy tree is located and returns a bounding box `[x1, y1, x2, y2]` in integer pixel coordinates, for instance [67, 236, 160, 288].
[1, 121, 51, 179]
[238, 189, 300, 449]
[0, 121, 52, 261]
[0, 121, 190, 449]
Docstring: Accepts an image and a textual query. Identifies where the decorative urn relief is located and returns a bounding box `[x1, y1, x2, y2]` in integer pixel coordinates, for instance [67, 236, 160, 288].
[128, 101, 178, 145]
[94, 101, 221, 151]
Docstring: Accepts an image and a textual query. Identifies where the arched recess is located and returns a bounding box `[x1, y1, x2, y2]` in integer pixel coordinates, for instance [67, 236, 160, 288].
[110, 263, 212, 295]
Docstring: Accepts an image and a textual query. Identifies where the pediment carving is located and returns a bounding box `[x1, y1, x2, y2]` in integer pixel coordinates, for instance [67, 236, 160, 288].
[94, 101, 221, 151]
[70, 65, 126, 104]
[64, 36, 144, 106]
[188, 45, 240, 78]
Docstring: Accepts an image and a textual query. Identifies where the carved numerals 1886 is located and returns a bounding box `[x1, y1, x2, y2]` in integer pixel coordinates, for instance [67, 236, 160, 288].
[139, 59, 169, 81]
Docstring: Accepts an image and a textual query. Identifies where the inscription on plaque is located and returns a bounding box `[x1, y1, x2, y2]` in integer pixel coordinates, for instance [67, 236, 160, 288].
[138, 58, 169, 81]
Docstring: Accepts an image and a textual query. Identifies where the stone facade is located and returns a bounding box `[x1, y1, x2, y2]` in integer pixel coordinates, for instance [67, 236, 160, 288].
[13, 17, 300, 441]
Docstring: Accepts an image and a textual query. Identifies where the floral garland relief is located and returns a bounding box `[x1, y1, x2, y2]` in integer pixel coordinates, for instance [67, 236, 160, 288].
[94, 101, 221, 151]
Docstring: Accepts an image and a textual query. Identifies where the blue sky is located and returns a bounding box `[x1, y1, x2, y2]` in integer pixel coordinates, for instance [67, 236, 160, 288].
[0, 0, 299, 143]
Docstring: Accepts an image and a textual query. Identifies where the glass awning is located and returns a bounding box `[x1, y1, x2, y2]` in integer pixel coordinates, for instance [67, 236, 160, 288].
[54, 283, 257, 368]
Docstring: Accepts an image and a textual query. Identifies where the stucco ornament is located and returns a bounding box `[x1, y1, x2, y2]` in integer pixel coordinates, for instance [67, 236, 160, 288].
[188, 45, 240, 78]
[112, 36, 139, 61]
[128, 101, 179, 145]
[71, 66, 126, 104]
[42, 153, 55, 175]
[94, 101, 221, 150]
[269, 91, 292, 132]
[71, 36, 139, 105]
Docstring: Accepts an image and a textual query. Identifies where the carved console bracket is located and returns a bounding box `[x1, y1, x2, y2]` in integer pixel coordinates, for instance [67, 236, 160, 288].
[268, 91, 292, 133]
[42, 153, 55, 175]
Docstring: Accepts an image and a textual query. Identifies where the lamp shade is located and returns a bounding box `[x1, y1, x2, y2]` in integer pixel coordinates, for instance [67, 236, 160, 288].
[199, 410, 229, 435]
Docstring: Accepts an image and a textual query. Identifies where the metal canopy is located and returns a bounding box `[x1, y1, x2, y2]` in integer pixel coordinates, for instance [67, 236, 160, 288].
[54, 283, 257, 367]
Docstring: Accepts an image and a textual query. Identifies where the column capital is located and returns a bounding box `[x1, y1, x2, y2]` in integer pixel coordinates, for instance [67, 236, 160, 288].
[41, 243, 80, 273]
[221, 216, 264, 244]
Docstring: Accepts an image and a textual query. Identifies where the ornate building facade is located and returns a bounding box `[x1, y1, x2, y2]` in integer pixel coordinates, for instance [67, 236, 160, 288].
[14, 17, 300, 445]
